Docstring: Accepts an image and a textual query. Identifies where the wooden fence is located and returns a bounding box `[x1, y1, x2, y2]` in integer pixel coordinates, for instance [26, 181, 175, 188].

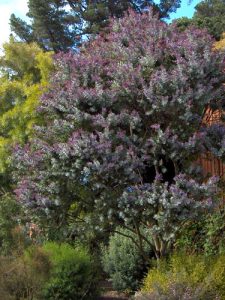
[199, 107, 225, 179]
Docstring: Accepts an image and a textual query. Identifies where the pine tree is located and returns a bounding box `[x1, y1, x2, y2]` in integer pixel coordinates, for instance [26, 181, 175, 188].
[82, 0, 181, 34]
[10, 14, 34, 44]
[10, 0, 182, 52]
[10, 0, 83, 52]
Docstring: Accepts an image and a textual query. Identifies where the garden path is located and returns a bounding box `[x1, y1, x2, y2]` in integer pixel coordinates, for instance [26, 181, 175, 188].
[98, 280, 129, 300]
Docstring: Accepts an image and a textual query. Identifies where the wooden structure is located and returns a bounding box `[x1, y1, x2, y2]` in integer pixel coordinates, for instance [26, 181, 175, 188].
[198, 107, 225, 179]
[202, 107, 223, 126]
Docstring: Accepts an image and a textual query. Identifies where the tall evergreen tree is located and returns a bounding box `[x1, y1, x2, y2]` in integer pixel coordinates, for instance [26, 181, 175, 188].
[82, 0, 181, 34]
[10, 15, 34, 44]
[10, 0, 182, 52]
[10, 0, 83, 52]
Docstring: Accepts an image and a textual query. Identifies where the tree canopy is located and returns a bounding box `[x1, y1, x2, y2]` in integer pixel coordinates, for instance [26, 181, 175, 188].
[175, 0, 225, 40]
[14, 10, 225, 258]
[193, 0, 225, 40]
[0, 38, 53, 174]
[10, 0, 182, 52]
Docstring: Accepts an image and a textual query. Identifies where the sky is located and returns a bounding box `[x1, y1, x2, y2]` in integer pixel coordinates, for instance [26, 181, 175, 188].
[169, 0, 201, 21]
[0, 0, 201, 48]
[0, 0, 28, 47]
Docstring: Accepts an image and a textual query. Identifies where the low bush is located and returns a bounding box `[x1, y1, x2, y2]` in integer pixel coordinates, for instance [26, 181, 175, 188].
[0, 193, 28, 255]
[0, 242, 99, 300]
[42, 242, 99, 300]
[101, 228, 152, 293]
[136, 283, 221, 300]
[0, 245, 50, 300]
[141, 253, 225, 299]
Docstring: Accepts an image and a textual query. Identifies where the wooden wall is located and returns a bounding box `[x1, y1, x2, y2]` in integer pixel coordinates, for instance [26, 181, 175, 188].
[199, 107, 225, 179]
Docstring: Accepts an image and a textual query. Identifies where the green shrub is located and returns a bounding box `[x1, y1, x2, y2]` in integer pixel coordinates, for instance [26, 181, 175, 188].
[0, 193, 28, 255]
[175, 209, 225, 256]
[101, 228, 152, 293]
[42, 242, 99, 300]
[141, 253, 225, 299]
[204, 209, 225, 255]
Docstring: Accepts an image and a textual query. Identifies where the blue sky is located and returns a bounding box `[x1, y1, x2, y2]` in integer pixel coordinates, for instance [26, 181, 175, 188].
[169, 0, 201, 21]
[0, 0, 201, 48]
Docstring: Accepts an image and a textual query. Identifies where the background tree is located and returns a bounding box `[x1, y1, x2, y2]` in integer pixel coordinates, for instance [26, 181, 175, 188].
[0, 37, 53, 188]
[10, 0, 182, 52]
[14, 11, 225, 259]
[175, 0, 225, 40]
[10, 0, 82, 52]
[82, 0, 181, 34]
[193, 0, 225, 40]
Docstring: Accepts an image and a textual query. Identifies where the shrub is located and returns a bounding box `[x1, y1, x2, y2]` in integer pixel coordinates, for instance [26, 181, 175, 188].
[0, 245, 51, 300]
[175, 208, 225, 256]
[141, 261, 169, 294]
[42, 242, 99, 300]
[102, 228, 152, 293]
[136, 283, 221, 300]
[204, 209, 225, 255]
[0, 193, 28, 255]
[0, 242, 99, 300]
[141, 253, 225, 299]
[209, 255, 225, 298]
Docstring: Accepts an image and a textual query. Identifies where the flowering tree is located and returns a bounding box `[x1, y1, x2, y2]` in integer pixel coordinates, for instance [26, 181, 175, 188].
[14, 10, 225, 258]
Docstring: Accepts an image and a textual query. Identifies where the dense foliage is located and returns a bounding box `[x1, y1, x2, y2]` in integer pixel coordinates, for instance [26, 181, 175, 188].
[10, 0, 182, 52]
[0, 242, 98, 300]
[0, 38, 53, 175]
[175, 0, 225, 40]
[193, 0, 225, 40]
[0, 194, 25, 255]
[42, 242, 99, 300]
[102, 228, 152, 292]
[140, 253, 225, 299]
[14, 10, 225, 260]
[0, 0, 224, 298]
[175, 207, 225, 255]
[0, 246, 51, 300]
[0, 39, 54, 257]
